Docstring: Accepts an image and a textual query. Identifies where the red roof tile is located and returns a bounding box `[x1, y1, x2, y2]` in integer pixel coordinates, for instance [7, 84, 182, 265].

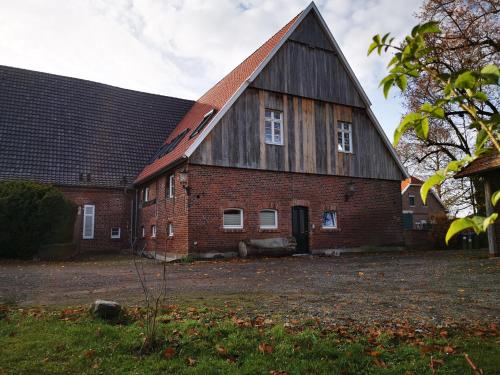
[135, 12, 302, 184]
[401, 176, 424, 192]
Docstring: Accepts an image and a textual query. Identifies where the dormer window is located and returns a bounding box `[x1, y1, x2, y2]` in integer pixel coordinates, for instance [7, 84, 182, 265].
[190, 109, 215, 139]
[150, 128, 189, 161]
[338, 122, 352, 153]
[264, 109, 283, 145]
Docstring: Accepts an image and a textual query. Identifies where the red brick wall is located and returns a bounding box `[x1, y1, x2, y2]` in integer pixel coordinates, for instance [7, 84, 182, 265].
[187, 164, 403, 255]
[59, 186, 132, 252]
[136, 164, 189, 255]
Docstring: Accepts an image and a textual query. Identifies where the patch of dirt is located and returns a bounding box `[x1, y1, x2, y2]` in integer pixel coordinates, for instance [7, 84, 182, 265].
[1, 250, 498, 326]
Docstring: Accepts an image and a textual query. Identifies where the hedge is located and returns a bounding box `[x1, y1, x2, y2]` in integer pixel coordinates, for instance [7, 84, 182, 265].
[0, 181, 77, 259]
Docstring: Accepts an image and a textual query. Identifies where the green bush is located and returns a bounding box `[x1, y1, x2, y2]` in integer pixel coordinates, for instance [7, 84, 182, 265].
[0, 181, 77, 259]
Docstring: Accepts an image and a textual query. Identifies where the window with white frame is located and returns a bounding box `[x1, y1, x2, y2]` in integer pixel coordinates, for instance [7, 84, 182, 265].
[143, 187, 150, 202]
[168, 174, 175, 198]
[322, 211, 337, 229]
[168, 223, 174, 237]
[141, 226, 145, 238]
[259, 209, 278, 229]
[409, 195, 416, 207]
[264, 109, 283, 145]
[82, 205, 95, 239]
[110, 227, 121, 239]
[151, 225, 157, 238]
[223, 208, 243, 229]
[337, 122, 352, 153]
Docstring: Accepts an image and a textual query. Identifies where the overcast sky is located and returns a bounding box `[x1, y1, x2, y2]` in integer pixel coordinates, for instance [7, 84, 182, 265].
[0, 0, 424, 138]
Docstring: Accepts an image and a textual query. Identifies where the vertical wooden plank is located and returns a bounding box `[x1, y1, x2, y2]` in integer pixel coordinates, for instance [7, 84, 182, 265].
[283, 94, 289, 172]
[325, 103, 331, 174]
[287, 95, 295, 171]
[259, 90, 266, 170]
[294, 97, 301, 172]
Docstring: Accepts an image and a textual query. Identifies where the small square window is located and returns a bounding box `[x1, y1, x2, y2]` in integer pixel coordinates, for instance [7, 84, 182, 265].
[264, 109, 283, 145]
[260, 210, 278, 229]
[409, 195, 415, 207]
[223, 208, 243, 229]
[143, 187, 150, 202]
[151, 225, 157, 238]
[110, 227, 121, 239]
[322, 211, 337, 229]
[168, 223, 174, 237]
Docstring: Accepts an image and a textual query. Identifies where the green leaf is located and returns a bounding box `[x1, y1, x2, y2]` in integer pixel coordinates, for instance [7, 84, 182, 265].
[454, 71, 476, 89]
[446, 218, 475, 244]
[387, 56, 399, 68]
[475, 129, 488, 150]
[396, 74, 408, 91]
[414, 117, 429, 140]
[383, 79, 393, 98]
[420, 172, 445, 204]
[368, 41, 378, 55]
[420, 103, 445, 119]
[480, 64, 500, 82]
[492, 190, 500, 207]
[418, 21, 441, 34]
[473, 91, 488, 101]
[482, 213, 498, 231]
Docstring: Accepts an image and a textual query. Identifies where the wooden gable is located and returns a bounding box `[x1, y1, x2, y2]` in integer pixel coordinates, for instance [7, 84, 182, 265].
[251, 12, 365, 108]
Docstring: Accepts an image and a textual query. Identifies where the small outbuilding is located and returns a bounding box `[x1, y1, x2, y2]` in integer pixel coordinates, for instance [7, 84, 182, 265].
[455, 153, 500, 257]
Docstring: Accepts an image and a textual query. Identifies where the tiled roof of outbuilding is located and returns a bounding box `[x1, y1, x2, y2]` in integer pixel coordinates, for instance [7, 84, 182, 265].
[0, 65, 194, 188]
[454, 153, 500, 178]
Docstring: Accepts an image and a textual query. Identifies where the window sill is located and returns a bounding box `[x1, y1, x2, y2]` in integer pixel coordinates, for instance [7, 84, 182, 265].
[265, 142, 283, 147]
[259, 228, 279, 233]
[320, 227, 340, 232]
[338, 150, 353, 154]
[142, 199, 157, 208]
[222, 228, 246, 233]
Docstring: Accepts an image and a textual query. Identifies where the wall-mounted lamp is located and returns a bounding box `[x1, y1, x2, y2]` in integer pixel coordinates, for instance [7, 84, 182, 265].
[179, 169, 190, 194]
[344, 181, 356, 201]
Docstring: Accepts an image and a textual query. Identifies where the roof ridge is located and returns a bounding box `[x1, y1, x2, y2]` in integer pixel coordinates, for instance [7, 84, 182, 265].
[0, 64, 195, 103]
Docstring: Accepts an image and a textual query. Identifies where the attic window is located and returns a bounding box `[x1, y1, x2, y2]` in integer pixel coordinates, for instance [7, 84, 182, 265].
[151, 128, 190, 161]
[190, 109, 216, 139]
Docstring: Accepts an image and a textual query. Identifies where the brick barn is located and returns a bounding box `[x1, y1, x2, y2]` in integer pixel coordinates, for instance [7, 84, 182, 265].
[0, 2, 408, 257]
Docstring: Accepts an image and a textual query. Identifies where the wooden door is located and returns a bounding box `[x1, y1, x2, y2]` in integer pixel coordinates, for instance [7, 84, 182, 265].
[292, 206, 309, 253]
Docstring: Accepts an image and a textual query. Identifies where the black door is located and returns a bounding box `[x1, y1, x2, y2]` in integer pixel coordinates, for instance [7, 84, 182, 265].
[292, 206, 309, 253]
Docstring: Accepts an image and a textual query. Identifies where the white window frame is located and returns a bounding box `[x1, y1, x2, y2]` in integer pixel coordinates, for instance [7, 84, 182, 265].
[322, 210, 338, 229]
[151, 225, 157, 238]
[337, 122, 353, 153]
[223, 208, 244, 229]
[110, 227, 121, 239]
[168, 174, 175, 198]
[409, 194, 416, 207]
[259, 209, 278, 229]
[143, 187, 150, 202]
[82, 204, 95, 239]
[141, 226, 145, 238]
[168, 223, 174, 237]
[264, 109, 283, 146]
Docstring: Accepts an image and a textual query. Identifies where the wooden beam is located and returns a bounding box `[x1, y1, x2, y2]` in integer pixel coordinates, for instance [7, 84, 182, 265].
[484, 177, 498, 257]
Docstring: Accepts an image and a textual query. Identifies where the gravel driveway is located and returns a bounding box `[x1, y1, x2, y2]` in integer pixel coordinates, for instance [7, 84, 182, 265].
[1, 250, 498, 325]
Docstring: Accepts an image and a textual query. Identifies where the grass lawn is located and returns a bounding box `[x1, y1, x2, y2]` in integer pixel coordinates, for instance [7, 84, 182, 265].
[0, 304, 498, 375]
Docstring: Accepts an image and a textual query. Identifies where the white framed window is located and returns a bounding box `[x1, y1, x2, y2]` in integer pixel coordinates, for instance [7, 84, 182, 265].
[337, 122, 352, 153]
[168, 174, 175, 198]
[82, 204, 95, 239]
[409, 195, 416, 207]
[141, 226, 145, 238]
[264, 109, 283, 145]
[168, 223, 174, 237]
[143, 187, 150, 202]
[259, 209, 278, 229]
[322, 211, 337, 229]
[110, 227, 121, 239]
[151, 225, 157, 238]
[223, 208, 243, 229]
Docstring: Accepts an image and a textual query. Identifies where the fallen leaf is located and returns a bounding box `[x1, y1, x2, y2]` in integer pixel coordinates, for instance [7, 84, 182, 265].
[216, 345, 228, 356]
[83, 349, 95, 359]
[443, 346, 454, 354]
[439, 330, 448, 338]
[258, 342, 273, 354]
[164, 347, 175, 359]
[186, 357, 196, 366]
[270, 371, 289, 375]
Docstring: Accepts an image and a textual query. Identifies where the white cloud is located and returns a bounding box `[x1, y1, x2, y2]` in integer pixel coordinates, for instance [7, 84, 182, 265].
[0, 0, 424, 134]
